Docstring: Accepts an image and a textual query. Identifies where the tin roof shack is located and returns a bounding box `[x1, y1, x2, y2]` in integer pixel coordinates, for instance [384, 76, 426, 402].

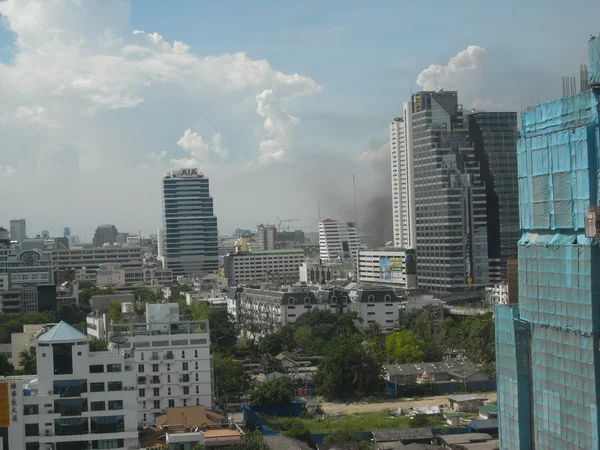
[447, 395, 488, 412]
[436, 433, 494, 448]
[385, 360, 491, 385]
[477, 404, 498, 419]
[467, 419, 498, 437]
[451, 441, 499, 450]
[372, 428, 434, 446]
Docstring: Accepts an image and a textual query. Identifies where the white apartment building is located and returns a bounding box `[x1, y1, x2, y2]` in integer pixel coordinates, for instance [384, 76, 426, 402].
[347, 288, 400, 332]
[223, 249, 305, 285]
[390, 103, 416, 249]
[2, 321, 138, 450]
[357, 248, 417, 288]
[484, 282, 509, 307]
[108, 303, 213, 425]
[52, 244, 143, 270]
[318, 219, 361, 261]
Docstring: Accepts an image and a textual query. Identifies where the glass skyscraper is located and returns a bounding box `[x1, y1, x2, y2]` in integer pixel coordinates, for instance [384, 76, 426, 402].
[161, 168, 219, 277]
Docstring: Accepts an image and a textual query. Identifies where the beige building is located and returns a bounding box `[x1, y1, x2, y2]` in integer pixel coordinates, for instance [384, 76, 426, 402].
[11, 324, 45, 370]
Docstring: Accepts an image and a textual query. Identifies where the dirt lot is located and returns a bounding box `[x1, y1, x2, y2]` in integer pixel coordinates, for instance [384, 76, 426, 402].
[320, 392, 497, 415]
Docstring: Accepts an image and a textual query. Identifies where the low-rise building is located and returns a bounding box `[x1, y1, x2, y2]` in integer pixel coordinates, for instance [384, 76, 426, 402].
[11, 324, 46, 370]
[52, 244, 143, 270]
[2, 321, 139, 450]
[357, 247, 417, 288]
[299, 258, 354, 285]
[447, 394, 489, 412]
[347, 287, 400, 332]
[223, 249, 305, 285]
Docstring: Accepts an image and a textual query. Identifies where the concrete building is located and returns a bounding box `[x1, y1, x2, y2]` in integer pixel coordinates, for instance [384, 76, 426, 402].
[346, 287, 400, 332]
[1, 321, 138, 450]
[496, 37, 600, 450]
[10, 219, 26, 243]
[162, 168, 219, 277]
[484, 283, 508, 307]
[318, 218, 360, 261]
[357, 247, 417, 288]
[223, 249, 305, 285]
[253, 224, 277, 250]
[92, 224, 119, 247]
[109, 303, 213, 425]
[10, 324, 45, 370]
[95, 263, 173, 287]
[390, 104, 416, 249]
[51, 244, 143, 270]
[299, 258, 354, 285]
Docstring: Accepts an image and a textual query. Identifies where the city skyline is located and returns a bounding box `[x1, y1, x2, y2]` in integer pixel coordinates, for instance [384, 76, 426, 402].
[0, 0, 598, 235]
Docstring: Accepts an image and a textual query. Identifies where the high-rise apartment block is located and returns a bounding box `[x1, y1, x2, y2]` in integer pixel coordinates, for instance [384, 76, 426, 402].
[92, 224, 119, 247]
[390, 92, 518, 291]
[253, 224, 277, 250]
[10, 219, 26, 243]
[390, 103, 416, 249]
[318, 218, 361, 261]
[161, 169, 219, 277]
[496, 36, 600, 450]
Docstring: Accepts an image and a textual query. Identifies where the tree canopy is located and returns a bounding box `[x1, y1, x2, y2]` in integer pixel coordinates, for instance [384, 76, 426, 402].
[250, 377, 293, 405]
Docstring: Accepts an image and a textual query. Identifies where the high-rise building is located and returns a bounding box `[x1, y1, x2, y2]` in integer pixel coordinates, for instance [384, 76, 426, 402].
[496, 37, 600, 450]
[410, 91, 489, 291]
[318, 218, 361, 261]
[63, 227, 71, 238]
[253, 224, 277, 250]
[9, 219, 26, 243]
[162, 168, 219, 277]
[390, 102, 416, 249]
[468, 111, 520, 282]
[92, 224, 119, 247]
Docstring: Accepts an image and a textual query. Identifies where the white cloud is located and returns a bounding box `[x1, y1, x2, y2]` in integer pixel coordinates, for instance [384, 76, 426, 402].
[258, 140, 287, 164]
[0, 166, 15, 178]
[177, 129, 210, 155]
[356, 141, 389, 163]
[13, 105, 59, 127]
[211, 133, 228, 159]
[172, 129, 229, 167]
[417, 45, 486, 91]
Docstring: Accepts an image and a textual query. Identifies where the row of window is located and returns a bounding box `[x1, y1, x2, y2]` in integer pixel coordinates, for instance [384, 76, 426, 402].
[25, 416, 125, 437]
[89, 364, 122, 373]
[138, 371, 205, 386]
[139, 360, 199, 372]
[25, 439, 124, 450]
[141, 396, 204, 413]
[139, 384, 204, 397]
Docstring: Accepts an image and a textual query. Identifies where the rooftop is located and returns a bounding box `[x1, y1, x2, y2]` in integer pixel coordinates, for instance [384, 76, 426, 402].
[448, 394, 483, 402]
[438, 434, 494, 445]
[232, 249, 305, 255]
[372, 428, 434, 442]
[37, 321, 88, 343]
[155, 406, 222, 429]
[385, 360, 481, 379]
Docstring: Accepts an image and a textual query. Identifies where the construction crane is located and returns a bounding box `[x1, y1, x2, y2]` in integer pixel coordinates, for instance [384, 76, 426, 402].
[276, 217, 299, 232]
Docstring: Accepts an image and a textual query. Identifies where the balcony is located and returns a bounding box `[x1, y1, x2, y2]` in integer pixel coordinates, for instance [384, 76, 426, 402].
[137, 377, 147, 385]
[165, 352, 175, 360]
[150, 354, 160, 361]
[150, 377, 161, 384]
[179, 375, 190, 383]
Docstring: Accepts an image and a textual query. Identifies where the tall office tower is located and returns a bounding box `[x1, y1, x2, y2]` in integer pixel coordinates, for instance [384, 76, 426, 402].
[318, 218, 361, 261]
[157, 228, 165, 259]
[390, 102, 416, 249]
[92, 224, 119, 247]
[63, 226, 71, 238]
[9, 219, 26, 243]
[162, 168, 219, 276]
[254, 224, 277, 250]
[496, 36, 600, 450]
[411, 91, 489, 291]
[468, 112, 519, 282]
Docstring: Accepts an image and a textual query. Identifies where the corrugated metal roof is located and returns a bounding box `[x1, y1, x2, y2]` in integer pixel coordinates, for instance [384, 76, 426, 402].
[37, 321, 88, 342]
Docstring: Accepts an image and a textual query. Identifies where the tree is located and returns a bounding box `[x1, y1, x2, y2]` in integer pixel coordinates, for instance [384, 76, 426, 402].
[213, 354, 251, 407]
[323, 432, 370, 450]
[78, 280, 95, 290]
[0, 354, 13, 376]
[250, 377, 293, 405]
[191, 301, 211, 320]
[293, 327, 314, 354]
[108, 301, 122, 324]
[0, 320, 24, 344]
[229, 430, 269, 450]
[410, 414, 430, 428]
[209, 310, 238, 355]
[260, 354, 283, 375]
[19, 347, 37, 375]
[351, 346, 380, 395]
[258, 332, 285, 356]
[89, 337, 108, 352]
[385, 330, 425, 364]
[132, 287, 159, 303]
[294, 309, 337, 328]
[57, 303, 87, 325]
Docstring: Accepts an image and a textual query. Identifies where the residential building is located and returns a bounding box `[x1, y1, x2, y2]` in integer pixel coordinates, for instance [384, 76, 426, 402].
[357, 247, 417, 288]
[495, 37, 600, 450]
[95, 263, 173, 287]
[390, 104, 416, 249]
[484, 283, 508, 307]
[2, 321, 138, 450]
[10, 219, 26, 243]
[223, 249, 305, 285]
[318, 219, 360, 261]
[92, 224, 119, 247]
[467, 111, 519, 282]
[346, 287, 400, 332]
[51, 244, 143, 270]
[162, 168, 219, 277]
[108, 303, 213, 425]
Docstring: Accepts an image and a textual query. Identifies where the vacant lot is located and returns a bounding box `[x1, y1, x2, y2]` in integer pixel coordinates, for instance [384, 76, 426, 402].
[264, 411, 446, 434]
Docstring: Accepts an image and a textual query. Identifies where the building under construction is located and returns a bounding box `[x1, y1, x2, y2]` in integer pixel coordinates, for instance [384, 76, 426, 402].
[496, 36, 600, 449]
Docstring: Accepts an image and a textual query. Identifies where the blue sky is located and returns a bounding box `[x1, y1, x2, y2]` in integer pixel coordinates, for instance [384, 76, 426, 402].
[0, 0, 598, 239]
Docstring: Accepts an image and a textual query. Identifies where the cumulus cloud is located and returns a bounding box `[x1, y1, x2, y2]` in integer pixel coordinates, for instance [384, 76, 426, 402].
[171, 129, 229, 167]
[258, 140, 287, 164]
[416, 45, 486, 91]
[13, 105, 59, 128]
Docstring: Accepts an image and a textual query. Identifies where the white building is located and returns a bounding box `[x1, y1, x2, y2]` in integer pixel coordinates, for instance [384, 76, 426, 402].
[253, 224, 277, 250]
[318, 218, 361, 261]
[299, 259, 354, 285]
[3, 321, 138, 450]
[357, 248, 417, 288]
[390, 103, 416, 249]
[484, 282, 509, 307]
[347, 288, 400, 332]
[95, 263, 173, 287]
[52, 244, 143, 270]
[223, 249, 305, 285]
[108, 303, 213, 425]
[10, 219, 27, 243]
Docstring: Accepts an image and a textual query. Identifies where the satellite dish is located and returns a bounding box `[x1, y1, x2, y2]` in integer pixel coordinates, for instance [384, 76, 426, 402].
[109, 334, 129, 354]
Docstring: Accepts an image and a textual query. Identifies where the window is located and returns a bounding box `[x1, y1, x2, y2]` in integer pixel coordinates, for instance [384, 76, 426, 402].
[152, 364, 159, 372]
[138, 364, 145, 373]
[183, 386, 189, 395]
[181, 374, 190, 383]
[151, 351, 159, 360]
[107, 381, 122, 392]
[140, 352, 144, 361]
[168, 399, 175, 408]
[24, 405, 39, 415]
[53, 343, 74, 375]
[195, 386, 199, 394]
[55, 417, 88, 436]
[194, 361, 198, 370]
[181, 350, 185, 358]
[92, 439, 124, 449]
[54, 398, 87, 416]
[153, 400, 160, 409]
[142, 401, 146, 409]
[54, 379, 87, 396]
[167, 364, 170, 372]
[368, 312, 375, 315]
[89, 364, 104, 373]
[167, 387, 171, 395]
[384, 294, 392, 302]
[183, 399, 187, 407]
[153, 388, 160, 397]
[167, 375, 171, 383]
[182, 362, 189, 371]
[26, 444, 40, 450]
[90, 416, 124, 434]
[368, 295, 375, 303]
[143, 413, 147, 421]
[195, 373, 199, 382]
[139, 388, 145, 397]
[108, 400, 123, 411]
[107, 364, 121, 373]
[194, 349, 198, 358]
[288, 297, 295, 305]
[25, 423, 39, 436]
[91, 401, 105, 411]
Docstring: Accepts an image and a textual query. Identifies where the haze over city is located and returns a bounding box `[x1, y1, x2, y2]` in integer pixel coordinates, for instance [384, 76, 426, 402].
[0, 0, 598, 238]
